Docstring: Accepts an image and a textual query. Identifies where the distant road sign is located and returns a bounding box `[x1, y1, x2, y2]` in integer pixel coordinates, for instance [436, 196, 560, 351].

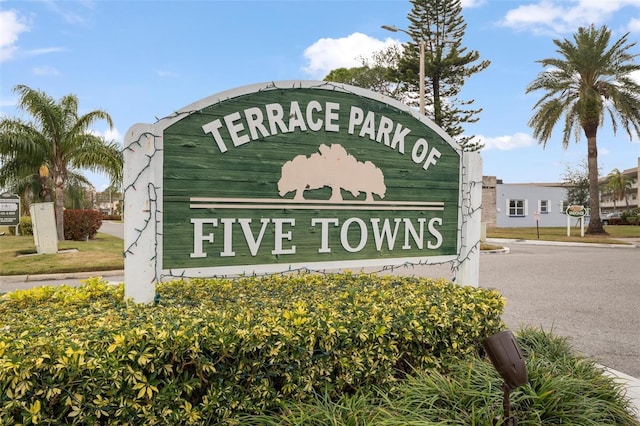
[0, 193, 20, 226]
[566, 205, 586, 218]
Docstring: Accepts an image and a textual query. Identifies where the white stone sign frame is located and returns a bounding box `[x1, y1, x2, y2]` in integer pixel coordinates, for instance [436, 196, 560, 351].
[123, 81, 481, 303]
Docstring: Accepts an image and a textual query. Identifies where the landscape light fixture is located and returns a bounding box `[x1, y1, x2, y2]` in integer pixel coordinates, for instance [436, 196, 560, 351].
[482, 330, 528, 426]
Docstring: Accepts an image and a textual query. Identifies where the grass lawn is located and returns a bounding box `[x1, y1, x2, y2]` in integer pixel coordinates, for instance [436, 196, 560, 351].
[487, 225, 640, 245]
[0, 233, 124, 276]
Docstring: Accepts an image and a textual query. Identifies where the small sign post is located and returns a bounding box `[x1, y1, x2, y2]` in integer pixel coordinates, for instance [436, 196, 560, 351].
[566, 205, 586, 237]
[533, 211, 540, 239]
[0, 193, 20, 235]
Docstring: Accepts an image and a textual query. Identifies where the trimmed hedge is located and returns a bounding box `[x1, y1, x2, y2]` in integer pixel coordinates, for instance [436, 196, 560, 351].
[8, 216, 32, 236]
[621, 210, 640, 225]
[0, 273, 505, 424]
[63, 209, 102, 240]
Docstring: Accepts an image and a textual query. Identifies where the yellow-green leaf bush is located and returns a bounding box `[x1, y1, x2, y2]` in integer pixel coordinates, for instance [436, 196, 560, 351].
[0, 273, 505, 424]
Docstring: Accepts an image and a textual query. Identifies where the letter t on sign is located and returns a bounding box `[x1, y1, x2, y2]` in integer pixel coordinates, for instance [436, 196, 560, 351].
[202, 120, 228, 153]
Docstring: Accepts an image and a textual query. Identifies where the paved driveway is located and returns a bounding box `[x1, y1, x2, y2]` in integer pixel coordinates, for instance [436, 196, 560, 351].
[480, 242, 639, 378]
[383, 241, 640, 378]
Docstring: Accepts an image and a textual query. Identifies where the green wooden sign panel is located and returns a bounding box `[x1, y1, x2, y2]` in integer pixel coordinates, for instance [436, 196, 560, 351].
[161, 83, 461, 272]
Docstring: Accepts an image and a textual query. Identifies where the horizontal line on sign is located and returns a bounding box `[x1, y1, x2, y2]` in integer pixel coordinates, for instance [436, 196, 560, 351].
[190, 197, 444, 208]
[190, 203, 444, 211]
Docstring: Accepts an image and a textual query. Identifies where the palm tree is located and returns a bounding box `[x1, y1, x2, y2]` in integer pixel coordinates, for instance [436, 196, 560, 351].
[605, 168, 632, 210]
[0, 85, 122, 240]
[526, 24, 640, 234]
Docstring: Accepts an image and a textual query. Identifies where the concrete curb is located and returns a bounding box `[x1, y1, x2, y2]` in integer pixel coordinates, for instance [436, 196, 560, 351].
[0, 270, 124, 284]
[486, 238, 638, 249]
[601, 366, 640, 421]
[481, 247, 510, 255]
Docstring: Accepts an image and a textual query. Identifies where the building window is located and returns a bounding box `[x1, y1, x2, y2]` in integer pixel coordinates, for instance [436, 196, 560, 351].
[539, 200, 550, 214]
[508, 199, 526, 216]
[561, 201, 567, 213]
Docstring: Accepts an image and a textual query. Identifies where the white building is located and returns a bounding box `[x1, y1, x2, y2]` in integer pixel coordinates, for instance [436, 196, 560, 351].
[482, 157, 639, 228]
[494, 182, 571, 228]
[598, 158, 639, 214]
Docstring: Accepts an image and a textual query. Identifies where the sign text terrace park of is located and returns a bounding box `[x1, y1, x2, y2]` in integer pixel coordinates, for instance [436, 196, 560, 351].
[124, 81, 481, 303]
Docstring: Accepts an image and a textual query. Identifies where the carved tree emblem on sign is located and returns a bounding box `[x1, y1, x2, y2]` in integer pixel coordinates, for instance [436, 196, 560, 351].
[277, 144, 386, 202]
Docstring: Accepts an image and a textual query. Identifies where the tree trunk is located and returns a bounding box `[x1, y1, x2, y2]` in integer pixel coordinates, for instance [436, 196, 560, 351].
[54, 176, 65, 240]
[432, 76, 442, 126]
[585, 131, 606, 234]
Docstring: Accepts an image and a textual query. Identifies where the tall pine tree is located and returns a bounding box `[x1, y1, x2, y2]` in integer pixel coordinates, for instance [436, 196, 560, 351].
[402, 0, 490, 150]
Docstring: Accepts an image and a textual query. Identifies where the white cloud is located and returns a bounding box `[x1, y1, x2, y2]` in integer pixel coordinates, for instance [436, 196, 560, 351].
[461, 0, 486, 7]
[90, 127, 123, 144]
[156, 69, 179, 78]
[0, 9, 30, 62]
[0, 97, 16, 108]
[32, 65, 60, 76]
[501, 0, 640, 35]
[0, 9, 64, 62]
[629, 17, 640, 32]
[474, 132, 537, 150]
[302, 32, 400, 79]
[42, 0, 93, 26]
[24, 47, 66, 57]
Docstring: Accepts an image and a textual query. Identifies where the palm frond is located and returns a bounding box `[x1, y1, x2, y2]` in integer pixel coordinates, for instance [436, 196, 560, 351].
[1, 85, 121, 238]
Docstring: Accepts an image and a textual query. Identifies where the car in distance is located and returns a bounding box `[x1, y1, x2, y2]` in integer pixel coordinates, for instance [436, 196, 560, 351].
[601, 211, 623, 225]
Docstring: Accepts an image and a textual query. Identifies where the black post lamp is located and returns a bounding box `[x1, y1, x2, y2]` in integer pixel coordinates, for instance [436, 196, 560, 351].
[482, 330, 528, 426]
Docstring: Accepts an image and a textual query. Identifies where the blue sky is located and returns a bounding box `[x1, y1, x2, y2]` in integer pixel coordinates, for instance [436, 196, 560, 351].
[1, 0, 640, 191]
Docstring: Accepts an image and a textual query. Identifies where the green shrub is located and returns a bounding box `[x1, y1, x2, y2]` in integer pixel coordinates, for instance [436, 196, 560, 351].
[0, 273, 504, 424]
[63, 209, 102, 240]
[239, 327, 640, 425]
[8, 216, 32, 236]
[512, 328, 639, 424]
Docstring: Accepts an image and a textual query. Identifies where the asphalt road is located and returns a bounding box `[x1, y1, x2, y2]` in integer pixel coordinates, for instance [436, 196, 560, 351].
[481, 242, 640, 379]
[1, 223, 638, 378]
[98, 220, 124, 239]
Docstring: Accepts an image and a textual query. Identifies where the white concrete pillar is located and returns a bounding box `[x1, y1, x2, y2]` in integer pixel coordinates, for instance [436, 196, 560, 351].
[457, 151, 482, 287]
[123, 124, 162, 304]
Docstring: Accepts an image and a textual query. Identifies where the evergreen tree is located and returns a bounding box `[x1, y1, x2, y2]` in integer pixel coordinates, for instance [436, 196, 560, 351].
[402, 0, 490, 150]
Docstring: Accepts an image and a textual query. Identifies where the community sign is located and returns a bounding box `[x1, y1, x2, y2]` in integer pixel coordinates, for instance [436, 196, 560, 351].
[0, 193, 20, 227]
[124, 81, 476, 303]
